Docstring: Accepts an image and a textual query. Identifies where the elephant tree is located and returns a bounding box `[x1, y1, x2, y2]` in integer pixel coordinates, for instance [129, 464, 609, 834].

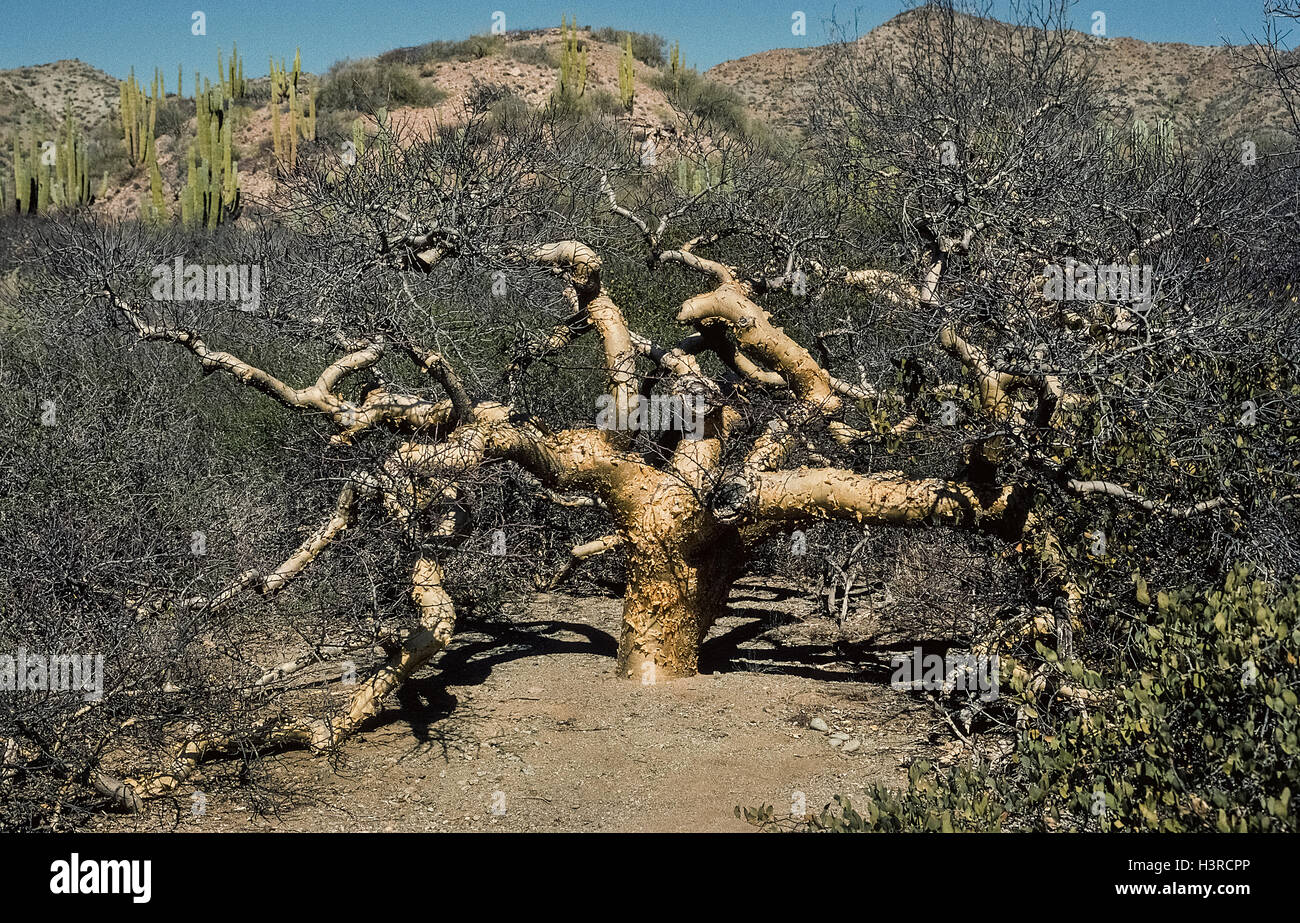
[19, 1, 1298, 810]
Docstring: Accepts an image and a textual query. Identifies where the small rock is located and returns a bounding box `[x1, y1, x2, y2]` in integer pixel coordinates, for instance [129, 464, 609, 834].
[809, 717, 829, 733]
[842, 738, 861, 754]
[830, 731, 850, 741]
[829, 738, 843, 748]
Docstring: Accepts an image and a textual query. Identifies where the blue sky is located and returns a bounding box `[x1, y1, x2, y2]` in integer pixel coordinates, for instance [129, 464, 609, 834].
[0, 1, 1280, 80]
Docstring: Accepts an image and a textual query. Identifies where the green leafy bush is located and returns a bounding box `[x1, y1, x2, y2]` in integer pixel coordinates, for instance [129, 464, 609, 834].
[744, 567, 1300, 832]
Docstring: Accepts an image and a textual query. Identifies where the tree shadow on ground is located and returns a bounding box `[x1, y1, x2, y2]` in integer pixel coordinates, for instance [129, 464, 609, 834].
[356, 617, 617, 745]
[700, 606, 961, 684]
[727, 584, 806, 605]
[353, 596, 955, 741]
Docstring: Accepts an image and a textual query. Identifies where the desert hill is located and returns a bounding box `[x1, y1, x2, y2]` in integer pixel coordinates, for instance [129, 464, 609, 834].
[708, 8, 1292, 140]
[2, 11, 1293, 222]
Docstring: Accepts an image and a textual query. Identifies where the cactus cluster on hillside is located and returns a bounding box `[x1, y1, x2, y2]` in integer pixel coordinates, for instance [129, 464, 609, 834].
[8, 103, 101, 214]
[269, 49, 302, 104]
[120, 67, 173, 221]
[619, 35, 635, 112]
[195, 83, 234, 164]
[119, 68, 159, 167]
[110, 43, 295, 225]
[267, 48, 315, 171]
[217, 44, 247, 100]
[180, 139, 240, 230]
[558, 16, 588, 98]
[270, 59, 316, 171]
[182, 81, 240, 228]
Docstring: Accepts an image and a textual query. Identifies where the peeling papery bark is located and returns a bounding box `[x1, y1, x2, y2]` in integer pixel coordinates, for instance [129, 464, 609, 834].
[619, 545, 740, 680]
[586, 293, 640, 430]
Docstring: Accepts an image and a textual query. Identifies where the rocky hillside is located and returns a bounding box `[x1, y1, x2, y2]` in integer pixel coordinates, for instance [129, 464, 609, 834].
[1, 27, 715, 220]
[376, 28, 686, 134]
[1, 12, 1293, 222]
[0, 59, 118, 135]
[708, 8, 1293, 141]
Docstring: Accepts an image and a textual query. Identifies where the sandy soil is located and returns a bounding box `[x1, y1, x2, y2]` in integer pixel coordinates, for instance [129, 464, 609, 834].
[99, 577, 954, 833]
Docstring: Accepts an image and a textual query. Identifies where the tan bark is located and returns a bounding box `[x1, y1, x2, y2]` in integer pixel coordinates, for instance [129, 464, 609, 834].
[321, 557, 457, 741]
[616, 487, 742, 680]
[618, 548, 739, 680]
[109, 289, 470, 446]
[745, 468, 1019, 529]
[532, 240, 603, 295]
[105, 213, 1195, 812]
[678, 282, 842, 416]
[586, 292, 639, 430]
[939, 325, 1017, 419]
[124, 556, 459, 802]
[109, 289, 384, 427]
[542, 533, 623, 590]
[844, 268, 922, 305]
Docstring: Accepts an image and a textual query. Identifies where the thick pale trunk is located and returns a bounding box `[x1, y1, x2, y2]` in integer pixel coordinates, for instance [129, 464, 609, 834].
[617, 534, 740, 680]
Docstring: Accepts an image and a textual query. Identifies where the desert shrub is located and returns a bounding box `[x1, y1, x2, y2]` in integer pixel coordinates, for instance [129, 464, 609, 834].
[154, 96, 196, 139]
[649, 69, 754, 139]
[585, 88, 625, 116]
[507, 43, 556, 68]
[545, 85, 634, 124]
[0, 233, 322, 828]
[487, 92, 533, 132]
[317, 58, 445, 112]
[0, 219, 551, 828]
[312, 106, 357, 148]
[241, 75, 272, 102]
[86, 116, 132, 183]
[743, 567, 1300, 832]
[378, 34, 504, 66]
[589, 27, 667, 66]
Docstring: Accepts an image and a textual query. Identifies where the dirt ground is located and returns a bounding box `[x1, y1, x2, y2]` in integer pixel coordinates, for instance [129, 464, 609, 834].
[100, 577, 958, 832]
